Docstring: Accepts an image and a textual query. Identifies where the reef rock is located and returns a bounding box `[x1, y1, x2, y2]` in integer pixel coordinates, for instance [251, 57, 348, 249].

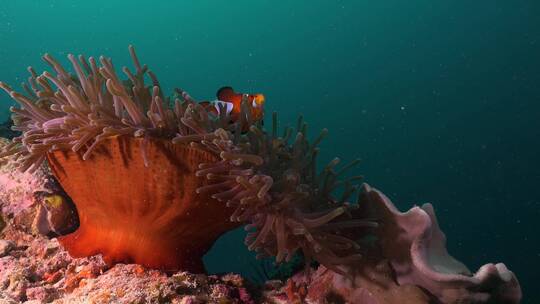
[0, 138, 51, 220]
[0, 214, 257, 303]
[263, 262, 431, 304]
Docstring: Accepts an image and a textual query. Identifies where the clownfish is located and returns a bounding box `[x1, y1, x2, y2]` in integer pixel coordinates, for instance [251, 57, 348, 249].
[200, 87, 265, 123]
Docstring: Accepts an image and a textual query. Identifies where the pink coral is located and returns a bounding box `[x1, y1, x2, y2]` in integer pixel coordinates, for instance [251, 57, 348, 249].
[0, 139, 51, 218]
[359, 184, 522, 303]
[0, 215, 258, 303]
[260, 185, 522, 304]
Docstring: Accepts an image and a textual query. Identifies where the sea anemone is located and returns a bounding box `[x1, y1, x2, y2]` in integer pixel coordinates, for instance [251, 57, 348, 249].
[0, 46, 376, 275]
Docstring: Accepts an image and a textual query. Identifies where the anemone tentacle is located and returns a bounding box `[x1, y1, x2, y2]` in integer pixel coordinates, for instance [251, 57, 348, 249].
[0, 46, 376, 275]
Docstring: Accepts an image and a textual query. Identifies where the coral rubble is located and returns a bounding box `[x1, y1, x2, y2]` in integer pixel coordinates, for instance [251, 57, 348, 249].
[0, 229, 257, 303]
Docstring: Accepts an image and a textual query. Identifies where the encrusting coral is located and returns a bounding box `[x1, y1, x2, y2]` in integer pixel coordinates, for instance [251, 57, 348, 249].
[0, 46, 375, 274]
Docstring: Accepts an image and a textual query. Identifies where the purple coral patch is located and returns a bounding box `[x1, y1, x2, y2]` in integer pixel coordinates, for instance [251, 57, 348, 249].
[362, 184, 522, 303]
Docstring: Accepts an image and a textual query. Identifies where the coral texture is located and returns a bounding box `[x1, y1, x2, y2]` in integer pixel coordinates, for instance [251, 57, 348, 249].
[358, 184, 522, 304]
[0, 227, 257, 304]
[265, 263, 430, 304]
[0, 139, 52, 219]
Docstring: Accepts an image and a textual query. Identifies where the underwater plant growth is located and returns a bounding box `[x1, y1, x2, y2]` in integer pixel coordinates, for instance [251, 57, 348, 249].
[0, 46, 376, 274]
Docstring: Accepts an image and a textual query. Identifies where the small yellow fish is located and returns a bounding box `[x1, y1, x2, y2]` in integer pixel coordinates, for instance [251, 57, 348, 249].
[33, 193, 78, 236]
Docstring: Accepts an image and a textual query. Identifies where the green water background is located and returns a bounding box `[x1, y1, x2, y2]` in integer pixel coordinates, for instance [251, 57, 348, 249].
[1, 1, 539, 302]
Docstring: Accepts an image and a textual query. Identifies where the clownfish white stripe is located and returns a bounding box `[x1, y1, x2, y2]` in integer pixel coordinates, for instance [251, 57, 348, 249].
[213, 100, 234, 116]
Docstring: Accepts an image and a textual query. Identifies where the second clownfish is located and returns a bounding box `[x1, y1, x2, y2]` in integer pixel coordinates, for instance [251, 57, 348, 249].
[200, 86, 265, 123]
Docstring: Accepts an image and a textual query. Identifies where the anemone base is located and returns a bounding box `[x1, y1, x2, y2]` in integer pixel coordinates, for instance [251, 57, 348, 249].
[59, 221, 206, 273]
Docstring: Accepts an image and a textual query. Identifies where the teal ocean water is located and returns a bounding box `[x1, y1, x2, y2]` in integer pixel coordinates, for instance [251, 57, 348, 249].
[1, 1, 539, 302]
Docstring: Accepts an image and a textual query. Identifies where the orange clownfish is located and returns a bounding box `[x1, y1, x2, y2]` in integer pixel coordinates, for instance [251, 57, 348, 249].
[201, 87, 265, 123]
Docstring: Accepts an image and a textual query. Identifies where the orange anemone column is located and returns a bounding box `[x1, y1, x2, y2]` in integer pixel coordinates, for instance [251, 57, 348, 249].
[47, 135, 239, 273]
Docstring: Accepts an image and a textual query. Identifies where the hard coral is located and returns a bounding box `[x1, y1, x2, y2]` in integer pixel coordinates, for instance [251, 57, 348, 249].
[0, 46, 373, 274]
